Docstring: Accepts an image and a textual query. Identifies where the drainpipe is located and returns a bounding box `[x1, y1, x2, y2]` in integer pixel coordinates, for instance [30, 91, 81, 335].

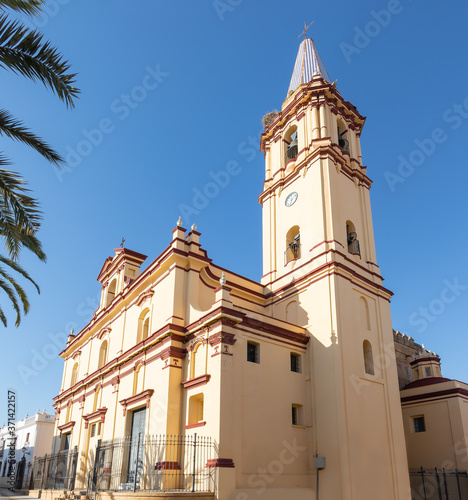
[315, 456, 326, 500]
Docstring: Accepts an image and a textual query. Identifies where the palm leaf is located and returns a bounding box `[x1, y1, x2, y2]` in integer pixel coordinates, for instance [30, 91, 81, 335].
[0, 1, 45, 16]
[8, 229, 46, 261]
[0, 161, 42, 230]
[0, 109, 63, 165]
[0, 162, 44, 260]
[0, 272, 21, 325]
[0, 261, 30, 311]
[0, 201, 22, 259]
[0, 254, 41, 292]
[0, 304, 7, 326]
[0, 14, 79, 107]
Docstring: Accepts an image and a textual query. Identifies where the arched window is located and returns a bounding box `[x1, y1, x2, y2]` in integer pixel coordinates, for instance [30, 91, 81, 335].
[93, 387, 101, 412]
[98, 340, 108, 369]
[346, 221, 360, 256]
[142, 317, 149, 341]
[285, 225, 301, 264]
[359, 297, 370, 330]
[133, 365, 144, 396]
[137, 309, 151, 344]
[106, 279, 117, 307]
[70, 363, 78, 387]
[191, 342, 206, 379]
[337, 119, 349, 152]
[363, 340, 374, 375]
[284, 126, 298, 164]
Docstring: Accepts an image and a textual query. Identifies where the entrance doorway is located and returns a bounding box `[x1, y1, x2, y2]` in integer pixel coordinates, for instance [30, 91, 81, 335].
[87, 421, 102, 489]
[127, 408, 146, 489]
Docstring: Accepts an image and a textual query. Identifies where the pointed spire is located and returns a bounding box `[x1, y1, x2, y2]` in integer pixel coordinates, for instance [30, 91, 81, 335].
[288, 37, 330, 94]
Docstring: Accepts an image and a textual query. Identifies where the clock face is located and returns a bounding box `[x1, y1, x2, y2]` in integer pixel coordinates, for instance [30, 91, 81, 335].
[285, 191, 298, 207]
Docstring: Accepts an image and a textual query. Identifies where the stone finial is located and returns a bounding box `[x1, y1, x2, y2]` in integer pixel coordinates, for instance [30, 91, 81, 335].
[43, 408, 46, 413]
[37, 409, 40, 413]
[25, 413, 28, 418]
[177, 217, 183, 227]
[70, 327, 74, 335]
[191, 223, 197, 231]
[220, 272, 227, 286]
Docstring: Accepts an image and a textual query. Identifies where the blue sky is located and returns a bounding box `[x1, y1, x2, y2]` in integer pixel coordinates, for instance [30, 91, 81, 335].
[1, 0, 467, 422]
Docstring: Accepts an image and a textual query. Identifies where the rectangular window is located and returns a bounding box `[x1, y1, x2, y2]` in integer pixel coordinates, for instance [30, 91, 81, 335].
[425, 367, 431, 377]
[413, 416, 426, 433]
[25, 433, 30, 443]
[90, 423, 96, 438]
[291, 353, 301, 373]
[247, 342, 259, 363]
[292, 406, 298, 426]
[292, 404, 303, 426]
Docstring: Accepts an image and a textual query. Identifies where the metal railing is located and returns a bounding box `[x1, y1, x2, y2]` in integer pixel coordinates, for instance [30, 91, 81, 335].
[410, 467, 468, 500]
[88, 433, 216, 493]
[30, 446, 78, 490]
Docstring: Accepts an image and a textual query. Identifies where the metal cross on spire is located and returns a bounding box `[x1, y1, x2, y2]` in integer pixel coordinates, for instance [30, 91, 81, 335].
[298, 19, 314, 40]
[120, 237, 126, 248]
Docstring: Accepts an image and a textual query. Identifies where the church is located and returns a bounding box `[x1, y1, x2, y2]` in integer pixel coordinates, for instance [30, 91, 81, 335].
[29, 30, 467, 500]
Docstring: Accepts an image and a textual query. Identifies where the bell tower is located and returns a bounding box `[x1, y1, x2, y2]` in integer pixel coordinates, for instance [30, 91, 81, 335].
[260, 33, 411, 499]
[260, 35, 373, 285]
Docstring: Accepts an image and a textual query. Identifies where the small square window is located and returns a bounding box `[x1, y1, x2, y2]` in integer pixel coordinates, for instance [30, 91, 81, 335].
[292, 404, 303, 426]
[291, 353, 301, 373]
[425, 367, 431, 377]
[247, 342, 259, 363]
[90, 423, 96, 437]
[413, 416, 426, 433]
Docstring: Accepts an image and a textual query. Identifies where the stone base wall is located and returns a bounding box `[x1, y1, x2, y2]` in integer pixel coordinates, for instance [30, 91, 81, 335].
[29, 490, 214, 500]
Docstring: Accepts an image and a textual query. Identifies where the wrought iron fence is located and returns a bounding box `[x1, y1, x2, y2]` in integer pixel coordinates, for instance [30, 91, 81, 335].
[88, 433, 217, 493]
[29, 446, 78, 490]
[410, 467, 468, 500]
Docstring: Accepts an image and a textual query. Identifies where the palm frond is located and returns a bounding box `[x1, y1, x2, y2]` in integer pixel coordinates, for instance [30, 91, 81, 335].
[0, 216, 46, 262]
[0, 162, 43, 233]
[10, 229, 46, 261]
[0, 304, 7, 326]
[0, 272, 21, 325]
[0, 262, 30, 314]
[0, 14, 79, 107]
[0, 200, 22, 259]
[0, 254, 40, 292]
[0, 162, 44, 260]
[0, 109, 63, 165]
[0, 0, 45, 16]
